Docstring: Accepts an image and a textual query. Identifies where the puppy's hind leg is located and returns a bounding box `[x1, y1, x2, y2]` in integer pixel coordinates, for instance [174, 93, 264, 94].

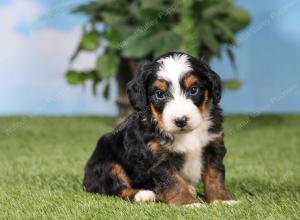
[111, 164, 156, 202]
[83, 162, 155, 202]
[83, 162, 134, 199]
[110, 164, 138, 200]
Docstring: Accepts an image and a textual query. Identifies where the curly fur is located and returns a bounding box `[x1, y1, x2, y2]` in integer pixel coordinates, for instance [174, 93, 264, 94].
[83, 52, 232, 205]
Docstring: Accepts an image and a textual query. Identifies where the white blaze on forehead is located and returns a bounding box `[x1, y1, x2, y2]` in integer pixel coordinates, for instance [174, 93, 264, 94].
[157, 54, 192, 95]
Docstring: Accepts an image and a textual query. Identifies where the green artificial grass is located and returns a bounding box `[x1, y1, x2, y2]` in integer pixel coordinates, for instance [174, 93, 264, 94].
[0, 115, 299, 219]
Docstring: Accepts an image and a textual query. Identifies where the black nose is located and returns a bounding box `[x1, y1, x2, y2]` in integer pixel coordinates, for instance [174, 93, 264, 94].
[174, 116, 188, 128]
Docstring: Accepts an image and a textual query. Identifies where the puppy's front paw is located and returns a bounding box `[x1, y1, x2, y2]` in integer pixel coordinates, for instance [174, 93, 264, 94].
[212, 200, 240, 206]
[134, 190, 156, 203]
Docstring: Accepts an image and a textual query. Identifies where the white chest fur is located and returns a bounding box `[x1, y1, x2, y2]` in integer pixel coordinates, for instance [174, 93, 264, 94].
[171, 125, 216, 185]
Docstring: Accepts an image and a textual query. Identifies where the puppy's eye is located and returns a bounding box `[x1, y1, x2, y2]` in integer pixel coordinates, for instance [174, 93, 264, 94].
[189, 86, 199, 95]
[155, 90, 165, 99]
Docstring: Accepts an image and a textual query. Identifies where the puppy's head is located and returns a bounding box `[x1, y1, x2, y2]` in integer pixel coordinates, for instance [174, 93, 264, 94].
[127, 52, 222, 134]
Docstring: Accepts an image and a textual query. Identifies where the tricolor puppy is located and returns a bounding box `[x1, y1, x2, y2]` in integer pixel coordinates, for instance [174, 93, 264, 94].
[83, 52, 235, 205]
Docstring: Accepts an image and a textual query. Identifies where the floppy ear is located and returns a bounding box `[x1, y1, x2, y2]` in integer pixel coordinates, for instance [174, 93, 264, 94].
[189, 58, 222, 104]
[126, 63, 149, 111]
[204, 64, 222, 104]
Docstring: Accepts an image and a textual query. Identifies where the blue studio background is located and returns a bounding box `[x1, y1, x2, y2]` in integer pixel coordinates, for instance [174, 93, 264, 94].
[1, 0, 299, 115]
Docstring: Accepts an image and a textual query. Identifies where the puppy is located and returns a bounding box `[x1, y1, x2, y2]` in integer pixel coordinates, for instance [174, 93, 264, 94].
[83, 52, 233, 205]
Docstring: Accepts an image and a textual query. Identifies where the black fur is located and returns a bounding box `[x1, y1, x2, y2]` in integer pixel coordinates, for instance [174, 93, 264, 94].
[126, 62, 155, 111]
[188, 57, 222, 104]
[83, 111, 182, 195]
[83, 52, 229, 203]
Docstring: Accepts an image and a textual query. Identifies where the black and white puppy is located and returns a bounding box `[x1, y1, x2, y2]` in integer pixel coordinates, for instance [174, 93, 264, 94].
[83, 52, 235, 206]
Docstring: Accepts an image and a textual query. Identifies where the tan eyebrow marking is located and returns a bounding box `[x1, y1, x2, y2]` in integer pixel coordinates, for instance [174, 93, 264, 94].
[153, 79, 169, 92]
[184, 74, 198, 89]
[151, 104, 164, 129]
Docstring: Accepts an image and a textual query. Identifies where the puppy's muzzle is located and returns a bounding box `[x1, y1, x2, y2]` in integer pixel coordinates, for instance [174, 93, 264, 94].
[174, 116, 188, 128]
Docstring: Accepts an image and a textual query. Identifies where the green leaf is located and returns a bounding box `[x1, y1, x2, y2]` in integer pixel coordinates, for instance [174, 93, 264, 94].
[152, 31, 181, 57]
[135, 8, 163, 23]
[74, 0, 129, 15]
[225, 7, 251, 32]
[121, 31, 153, 58]
[202, 2, 228, 18]
[177, 0, 194, 9]
[104, 29, 121, 49]
[200, 24, 221, 57]
[65, 70, 89, 85]
[73, 2, 103, 15]
[70, 30, 100, 62]
[79, 30, 100, 51]
[103, 82, 110, 99]
[70, 47, 80, 63]
[140, 0, 166, 10]
[101, 12, 128, 28]
[96, 52, 119, 79]
[92, 80, 98, 96]
[173, 13, 199, 56]
[226, 47, 236, 69]
[223, 80, 242, 90]
[228, 7, 251, 26]
[213, 19, 236, 44]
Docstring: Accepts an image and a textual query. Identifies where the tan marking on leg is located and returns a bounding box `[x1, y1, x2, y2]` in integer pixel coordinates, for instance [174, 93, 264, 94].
[121, 188, 139, 199]
[202, 167, 230, 203]
[111, 164, 137, 200]
[111, 164, 132, 187]
[161, 174, 198, 205]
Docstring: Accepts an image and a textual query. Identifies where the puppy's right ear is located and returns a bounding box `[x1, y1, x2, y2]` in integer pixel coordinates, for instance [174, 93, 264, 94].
[126, 63, 149, 111]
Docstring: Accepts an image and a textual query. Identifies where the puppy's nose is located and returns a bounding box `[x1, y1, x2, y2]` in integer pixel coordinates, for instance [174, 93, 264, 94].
[174, 116, 188, 128]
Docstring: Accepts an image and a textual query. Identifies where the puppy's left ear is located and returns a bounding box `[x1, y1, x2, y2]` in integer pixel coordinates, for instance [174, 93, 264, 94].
[205, 65, 222, 104]
[126, 63, 150, 111]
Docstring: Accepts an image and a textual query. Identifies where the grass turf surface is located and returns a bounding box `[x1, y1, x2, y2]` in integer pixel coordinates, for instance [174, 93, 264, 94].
[0, 115, 299, 219]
